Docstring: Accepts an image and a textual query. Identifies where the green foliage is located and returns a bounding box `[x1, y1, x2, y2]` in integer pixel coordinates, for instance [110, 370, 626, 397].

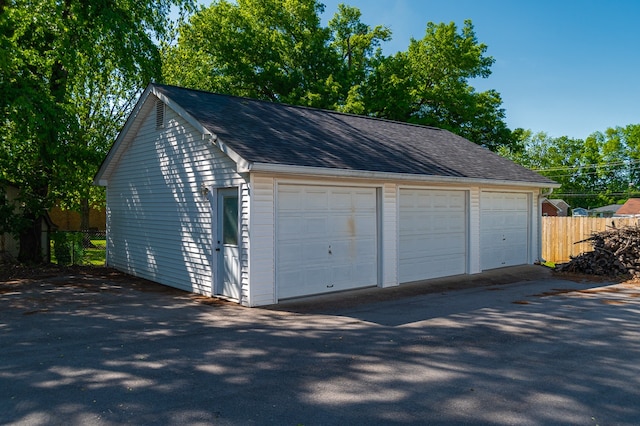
[503, 124, 640, 209]
[163, 1, 515, 149]
[0, 186, 14, 236]
[0, 0, 195, 262]
[360, 20, 512, 150]
[51, 231, 84, 266]
[84, 239, 107, 266]
[163, 0, 341, 108]
[327, 3, 390, 112]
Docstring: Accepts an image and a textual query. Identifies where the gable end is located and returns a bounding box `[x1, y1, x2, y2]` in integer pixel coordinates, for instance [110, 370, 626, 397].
[155, 100, 165, 129]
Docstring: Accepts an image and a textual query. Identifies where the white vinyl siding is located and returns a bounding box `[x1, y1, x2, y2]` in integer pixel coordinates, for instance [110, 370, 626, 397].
[480, 191, 530, 270]
[247, 175, 276, 306]
[276, 184, 378, 299]
[399, 189, 467, 283]
[467, 187, 482, 274]
[106, 97, 246, 296]
[238, 183, 251, 305]
[381, 183, 398, 288]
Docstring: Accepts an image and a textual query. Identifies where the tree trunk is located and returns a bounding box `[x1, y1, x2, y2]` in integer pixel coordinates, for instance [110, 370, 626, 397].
[18, 213, 42, 263]
[80, 198, 92, 247]
[80, 198, 90, 231]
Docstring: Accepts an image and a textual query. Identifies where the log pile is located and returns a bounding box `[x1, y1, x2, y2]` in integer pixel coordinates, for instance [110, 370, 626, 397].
[556, 224, 640, 277]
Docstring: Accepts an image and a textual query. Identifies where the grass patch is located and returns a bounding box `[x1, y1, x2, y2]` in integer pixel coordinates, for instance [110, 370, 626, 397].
[85, 240, 106, 266]
[51, 238, 105, 266]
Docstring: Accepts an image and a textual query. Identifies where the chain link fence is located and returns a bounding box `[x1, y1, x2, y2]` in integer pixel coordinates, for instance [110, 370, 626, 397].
[51, 230, 106, 266]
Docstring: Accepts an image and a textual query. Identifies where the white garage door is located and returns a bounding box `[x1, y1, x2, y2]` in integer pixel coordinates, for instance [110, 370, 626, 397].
[480, 192, 530, 270]
[276, 185, 378, 299]
[399, 189, 467, 283]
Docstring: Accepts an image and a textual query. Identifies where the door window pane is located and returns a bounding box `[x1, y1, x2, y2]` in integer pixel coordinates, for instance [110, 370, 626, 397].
[223, 196, 238, 245]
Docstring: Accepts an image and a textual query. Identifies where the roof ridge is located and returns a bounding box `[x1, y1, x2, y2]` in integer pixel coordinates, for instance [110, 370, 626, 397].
[151, 82, 444, 133]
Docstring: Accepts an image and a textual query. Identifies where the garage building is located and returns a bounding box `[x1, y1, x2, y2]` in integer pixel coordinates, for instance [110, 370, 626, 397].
[94, 84, 558, 306]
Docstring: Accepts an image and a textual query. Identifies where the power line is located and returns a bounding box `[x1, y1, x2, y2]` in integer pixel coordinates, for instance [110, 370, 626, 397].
[533, 158, 640, 172]
[551, 192, 640, 198]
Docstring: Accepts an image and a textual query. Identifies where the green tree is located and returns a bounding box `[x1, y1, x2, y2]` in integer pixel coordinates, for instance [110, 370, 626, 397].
[163, 0, 341, 108]
[617, 124, 640, 196]
[503, 125, 640, 209]
[0, 0, 194, 263]
[165, 3, 513, 151]
[327, 3, 390, 113]
[360, 20, 513, 151]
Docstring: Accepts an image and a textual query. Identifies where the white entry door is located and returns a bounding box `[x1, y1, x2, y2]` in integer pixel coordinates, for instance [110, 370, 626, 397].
[217, 188, 241, 300]
[480, 192, 530, 270]
[399, 189, 467, 282]
[276, 185, 378, 299]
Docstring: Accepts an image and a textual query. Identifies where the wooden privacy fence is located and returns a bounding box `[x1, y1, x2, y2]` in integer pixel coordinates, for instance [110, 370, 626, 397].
[542, 217, 640, 263]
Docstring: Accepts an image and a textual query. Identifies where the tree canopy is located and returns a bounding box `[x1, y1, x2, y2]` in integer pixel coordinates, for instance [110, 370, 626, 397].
[163, 0, 513, 149]
[500, 124, 640, 209]
[0, 0, 195, 262]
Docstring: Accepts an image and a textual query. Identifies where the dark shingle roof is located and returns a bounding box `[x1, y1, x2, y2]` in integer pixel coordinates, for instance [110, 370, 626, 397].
[152, 84, 555, 185]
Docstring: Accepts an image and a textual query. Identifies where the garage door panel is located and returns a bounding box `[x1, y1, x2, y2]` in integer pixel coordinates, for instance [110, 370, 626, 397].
[278, 242, 302, 264]
[400, 255, 465, 281]
[277, 185, 378, 299]
[330, 237, 376, 256]
[277, 190, 303, 210]
[402, 231, 464, 255]
[279, 215, 328, 237]
[304, 217, 329, 237]
[399, 189, 467, 283]
[305, 190, 328, 208]
[480, 192, 529, 270]
[329, 214, 376, 237]
[331, 191, 352, 209]
[355, 192, 376, 209]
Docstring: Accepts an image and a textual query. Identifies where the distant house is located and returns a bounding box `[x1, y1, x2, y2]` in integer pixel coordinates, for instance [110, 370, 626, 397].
[572, 207, 588, 217]
[614, 198, 640, 217]
[548, 199, 570, 216]
[94, 83, 559, 306]
[542, 198, 570, 216]
[542, 199, 561, 216]
[590, 204, 621, 218]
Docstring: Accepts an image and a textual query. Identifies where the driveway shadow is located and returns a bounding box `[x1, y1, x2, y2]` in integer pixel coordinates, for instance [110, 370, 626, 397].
[268, 265, 615, 326]
[2, 266, 639, 426]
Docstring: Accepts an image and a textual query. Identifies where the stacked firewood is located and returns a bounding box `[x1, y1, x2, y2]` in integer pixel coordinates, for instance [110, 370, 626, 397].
[556, 225, 640, 277]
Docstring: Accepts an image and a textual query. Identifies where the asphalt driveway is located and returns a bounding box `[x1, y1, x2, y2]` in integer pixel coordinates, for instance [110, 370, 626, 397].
[1, 266, 639, 425]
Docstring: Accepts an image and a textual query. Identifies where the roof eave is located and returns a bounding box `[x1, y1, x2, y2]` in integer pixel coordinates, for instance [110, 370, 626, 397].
[248, 162, 561, 189]
[94, 84, 253, 186]
[154, 86, 250, 175]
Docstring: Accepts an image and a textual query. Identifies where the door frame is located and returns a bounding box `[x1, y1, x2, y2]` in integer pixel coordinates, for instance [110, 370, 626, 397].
[213, 187, 241, 299]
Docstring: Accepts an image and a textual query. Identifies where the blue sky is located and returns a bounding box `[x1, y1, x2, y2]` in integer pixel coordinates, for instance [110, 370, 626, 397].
[317, 0, 640, 140]
[193, 1, 640, 140]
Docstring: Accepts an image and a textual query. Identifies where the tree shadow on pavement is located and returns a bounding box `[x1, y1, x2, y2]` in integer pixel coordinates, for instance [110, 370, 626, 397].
[1, 267, 639, 425]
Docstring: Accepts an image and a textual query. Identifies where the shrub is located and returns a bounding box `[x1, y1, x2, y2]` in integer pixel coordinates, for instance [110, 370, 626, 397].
[52, 232, 85, 265]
